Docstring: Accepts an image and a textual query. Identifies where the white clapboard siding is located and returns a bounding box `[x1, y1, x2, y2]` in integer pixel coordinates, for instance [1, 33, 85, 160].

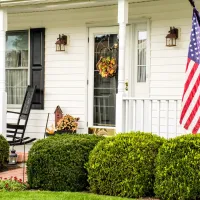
[6, 0, 193, 138]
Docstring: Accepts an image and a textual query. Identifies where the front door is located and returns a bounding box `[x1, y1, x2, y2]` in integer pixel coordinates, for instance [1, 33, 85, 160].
[88, 27, 119, 128]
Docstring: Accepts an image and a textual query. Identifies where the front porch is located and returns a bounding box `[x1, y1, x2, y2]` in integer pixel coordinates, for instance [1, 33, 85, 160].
[0, 0, 191, 139]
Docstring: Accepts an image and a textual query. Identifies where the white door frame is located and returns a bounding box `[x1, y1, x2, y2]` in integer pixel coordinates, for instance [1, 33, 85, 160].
[87, 20, 150, 130]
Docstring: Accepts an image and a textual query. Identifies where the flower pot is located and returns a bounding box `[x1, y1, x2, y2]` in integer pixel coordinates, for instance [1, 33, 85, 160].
[45, 132, 55, 137]
[55, 130, 76, 134]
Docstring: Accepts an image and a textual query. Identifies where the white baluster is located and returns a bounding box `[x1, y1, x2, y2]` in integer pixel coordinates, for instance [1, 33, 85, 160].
[166, 100, 169, 138]
[149, 100, 152, 133]
[141, 100, 144, 132]
[175, 100, 178, 136]
[125, 100, 129, 132]
[157, 100, 160, 136]
[133, 100, 136, 131]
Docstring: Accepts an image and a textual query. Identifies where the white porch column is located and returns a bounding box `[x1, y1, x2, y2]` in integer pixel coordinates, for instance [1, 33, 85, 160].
[0, 9, 7, 136]
[116, 0, 128, 133]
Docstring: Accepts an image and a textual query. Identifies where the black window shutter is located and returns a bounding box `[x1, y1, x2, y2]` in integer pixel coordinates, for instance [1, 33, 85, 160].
[30, 28, 45, 109]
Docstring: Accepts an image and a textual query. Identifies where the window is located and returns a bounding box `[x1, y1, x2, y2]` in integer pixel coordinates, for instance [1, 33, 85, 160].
[6, 31, 28, 105]
[137, 31, 147, 82]
[5, 29, 45, 109]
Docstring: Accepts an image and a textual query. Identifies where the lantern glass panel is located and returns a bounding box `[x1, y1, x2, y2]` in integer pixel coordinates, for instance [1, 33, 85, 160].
[8, 151, 18, 165]
[8, 156, 17, 165]
[61, 44, 65, 51]
[172, 38, 176, 46]
[56, 44, 60, 51]
[168, 38, 172, 46]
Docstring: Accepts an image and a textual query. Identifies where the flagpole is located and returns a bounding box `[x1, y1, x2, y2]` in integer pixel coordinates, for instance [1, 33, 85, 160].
[189, 0, 195, 7]
[188, 0, 200, 26]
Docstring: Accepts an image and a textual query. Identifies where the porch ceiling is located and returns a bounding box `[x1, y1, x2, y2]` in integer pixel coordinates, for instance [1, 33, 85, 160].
[0, 0, 161, 14]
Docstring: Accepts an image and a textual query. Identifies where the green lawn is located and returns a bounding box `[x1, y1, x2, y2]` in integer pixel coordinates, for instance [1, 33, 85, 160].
[0, 191, 135, 200]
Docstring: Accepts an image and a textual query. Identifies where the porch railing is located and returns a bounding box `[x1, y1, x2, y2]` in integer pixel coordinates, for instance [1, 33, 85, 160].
[123, 97, 186, 138]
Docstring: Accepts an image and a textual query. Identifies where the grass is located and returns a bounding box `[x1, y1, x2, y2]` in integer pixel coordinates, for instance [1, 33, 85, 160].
[0, 191, 135, 200]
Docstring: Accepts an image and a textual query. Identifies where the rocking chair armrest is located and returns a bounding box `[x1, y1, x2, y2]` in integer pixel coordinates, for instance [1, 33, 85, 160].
[7, 111, 20, 114]
[6, 135, 21, 139]
[7, 111, 28, 116]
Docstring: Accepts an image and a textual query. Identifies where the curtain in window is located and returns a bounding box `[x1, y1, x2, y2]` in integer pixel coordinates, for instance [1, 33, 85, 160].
[137, 31, 147, 83]
[6, 50, 28, 104]
[6, 31, 28, 105]
[137, 48, 146, 82]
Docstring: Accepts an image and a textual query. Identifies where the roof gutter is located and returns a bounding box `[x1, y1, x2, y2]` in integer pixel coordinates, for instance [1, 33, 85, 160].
[0, 0, 116, 7]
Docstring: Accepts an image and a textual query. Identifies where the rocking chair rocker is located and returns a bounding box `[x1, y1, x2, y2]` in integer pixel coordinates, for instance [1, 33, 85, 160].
[6, 85, 37, 146]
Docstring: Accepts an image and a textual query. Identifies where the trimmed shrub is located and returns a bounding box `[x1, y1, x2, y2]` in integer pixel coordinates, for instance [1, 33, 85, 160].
[154, 134, 200, 200]
[0, 135, 9, 170]
[86, 132, 165, 198]
[27, 134, 103, 191]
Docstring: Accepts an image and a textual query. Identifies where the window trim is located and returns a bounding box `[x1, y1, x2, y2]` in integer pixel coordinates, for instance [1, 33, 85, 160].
[6, 29, 30, 109]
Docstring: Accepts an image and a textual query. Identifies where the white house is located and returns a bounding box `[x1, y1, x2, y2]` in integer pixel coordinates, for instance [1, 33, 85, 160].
[0, 0, 197, 140]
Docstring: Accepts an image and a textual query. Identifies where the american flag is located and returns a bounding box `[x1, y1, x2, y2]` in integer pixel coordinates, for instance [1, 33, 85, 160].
[180, 8, 200, 134]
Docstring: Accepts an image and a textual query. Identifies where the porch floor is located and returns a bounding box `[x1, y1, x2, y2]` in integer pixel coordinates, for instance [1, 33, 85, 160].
[0, 166, 27, 182]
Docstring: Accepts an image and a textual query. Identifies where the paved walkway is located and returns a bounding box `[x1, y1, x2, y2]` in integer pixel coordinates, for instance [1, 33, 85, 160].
[0, 167, 27, 182]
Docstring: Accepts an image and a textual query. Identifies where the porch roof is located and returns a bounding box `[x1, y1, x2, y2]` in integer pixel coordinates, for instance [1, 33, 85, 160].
[0, 0, 160, 13]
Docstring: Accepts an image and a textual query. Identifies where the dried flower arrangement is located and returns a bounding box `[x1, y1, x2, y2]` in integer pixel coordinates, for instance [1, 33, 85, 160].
[46, 114, 80, 135]
[56, 114, 80, 133]
[96, 56, 117, 78]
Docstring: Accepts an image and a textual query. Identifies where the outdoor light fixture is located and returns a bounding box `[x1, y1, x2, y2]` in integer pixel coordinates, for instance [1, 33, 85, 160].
[166, 27, 179, 47]
[8, 148, 18, 165]
[55, 34, 67, 51]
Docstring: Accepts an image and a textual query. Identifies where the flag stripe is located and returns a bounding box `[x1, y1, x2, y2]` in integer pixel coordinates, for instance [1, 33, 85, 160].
[192, 117, 200, 134]
[186, 58, 191, 72]
[181, 84, 199, 126]
[180, 75, 200, 123]
[182, 62, 200, 106]
[184, 95, 200, 129]
[188, 102, 200, 133]
[182, 61, 198, 100]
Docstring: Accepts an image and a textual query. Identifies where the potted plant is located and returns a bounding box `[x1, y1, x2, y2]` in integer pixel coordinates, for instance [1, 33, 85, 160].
[55, 114, 80, 134]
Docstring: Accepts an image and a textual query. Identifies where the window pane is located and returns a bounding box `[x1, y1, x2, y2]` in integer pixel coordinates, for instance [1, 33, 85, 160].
[6, 69, 28, 104]
[6, 31, 28, 104]
[137, 31, 147, 82]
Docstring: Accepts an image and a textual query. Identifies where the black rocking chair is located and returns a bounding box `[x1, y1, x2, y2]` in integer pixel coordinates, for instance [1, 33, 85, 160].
[7, 85, 37, 146]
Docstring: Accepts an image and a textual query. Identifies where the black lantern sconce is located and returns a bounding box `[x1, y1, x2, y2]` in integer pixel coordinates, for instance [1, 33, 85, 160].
[166, 27, 179, 47]
[8, 148, 18, 165]
[55, 34, 67, 51]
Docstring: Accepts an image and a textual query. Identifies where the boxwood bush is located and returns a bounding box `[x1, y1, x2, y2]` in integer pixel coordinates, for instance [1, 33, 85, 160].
[0, 134, 9, 170]
[86, 132, 165, 198]
[154, 134, 200, 200]
[27, 134, 103, 191]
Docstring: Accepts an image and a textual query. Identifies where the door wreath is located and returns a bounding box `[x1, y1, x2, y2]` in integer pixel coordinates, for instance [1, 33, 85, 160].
[96, 56, 117, 78]
[96, 46, 118, 78]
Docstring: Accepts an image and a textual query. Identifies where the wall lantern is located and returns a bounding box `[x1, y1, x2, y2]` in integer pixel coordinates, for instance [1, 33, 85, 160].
[166, 27, 179, 47]
[8, 148, 18, 165]
[55, 34, 67, 51]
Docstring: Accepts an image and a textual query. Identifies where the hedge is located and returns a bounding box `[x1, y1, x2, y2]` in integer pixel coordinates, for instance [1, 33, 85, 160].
[154, 134, 200, 200]
[86, 132, 165, 198]
[27, 134, 103, 191]
[0, 134, 9, 170]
